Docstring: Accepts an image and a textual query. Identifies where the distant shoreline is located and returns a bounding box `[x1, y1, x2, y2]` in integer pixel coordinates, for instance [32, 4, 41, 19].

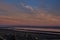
[0, 25, 60, 29]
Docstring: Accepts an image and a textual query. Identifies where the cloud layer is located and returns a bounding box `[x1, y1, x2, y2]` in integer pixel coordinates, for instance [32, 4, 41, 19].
[0, 3, 60, 26]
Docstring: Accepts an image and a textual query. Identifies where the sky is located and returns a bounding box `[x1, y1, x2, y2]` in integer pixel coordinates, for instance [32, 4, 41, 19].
[0, 0, 60, 26]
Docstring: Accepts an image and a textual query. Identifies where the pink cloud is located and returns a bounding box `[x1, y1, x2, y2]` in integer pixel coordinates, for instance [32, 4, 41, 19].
[0, 13, 60, 26]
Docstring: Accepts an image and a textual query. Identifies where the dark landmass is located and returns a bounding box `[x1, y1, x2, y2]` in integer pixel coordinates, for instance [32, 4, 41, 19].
[0, 25, 60, 29]
[0, 25, 60, 40]
[0, 28, 60, 40]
